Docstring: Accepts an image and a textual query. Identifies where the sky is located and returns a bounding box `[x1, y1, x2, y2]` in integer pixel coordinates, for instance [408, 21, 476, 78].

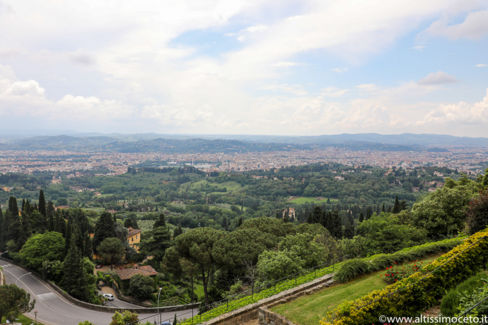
[0, 0, 488, 136]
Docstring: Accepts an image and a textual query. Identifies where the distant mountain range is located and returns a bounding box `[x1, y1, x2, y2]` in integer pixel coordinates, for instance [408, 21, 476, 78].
[0, 133, 487, 153]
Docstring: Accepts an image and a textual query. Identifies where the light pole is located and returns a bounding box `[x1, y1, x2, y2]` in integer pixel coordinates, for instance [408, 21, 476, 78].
[34, 310, 38, 325]
[157, 287, 162, 325]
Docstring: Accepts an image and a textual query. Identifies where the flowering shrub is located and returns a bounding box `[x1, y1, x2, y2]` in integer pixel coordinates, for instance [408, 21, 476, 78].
[383, 261, 422, 284]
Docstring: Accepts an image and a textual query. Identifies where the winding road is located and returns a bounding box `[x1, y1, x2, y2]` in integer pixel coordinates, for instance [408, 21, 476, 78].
[0, 260, 196, 325]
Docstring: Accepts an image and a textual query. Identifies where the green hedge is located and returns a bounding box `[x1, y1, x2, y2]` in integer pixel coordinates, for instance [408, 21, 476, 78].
[321, 230, 488, 325]
[333, 237, 464, 283]
[180, 237, 463, 324]
[334, 259, 370, 283]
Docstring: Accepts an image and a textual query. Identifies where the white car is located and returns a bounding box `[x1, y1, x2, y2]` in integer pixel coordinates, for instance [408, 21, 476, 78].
[103, 293, 114, 301]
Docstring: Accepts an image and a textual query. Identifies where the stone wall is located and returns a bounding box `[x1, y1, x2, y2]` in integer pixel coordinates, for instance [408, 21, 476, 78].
[259, 307, 296, 325]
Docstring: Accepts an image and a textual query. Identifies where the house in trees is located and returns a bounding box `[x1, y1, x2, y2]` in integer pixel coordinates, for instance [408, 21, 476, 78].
[127, 227, 141, 252]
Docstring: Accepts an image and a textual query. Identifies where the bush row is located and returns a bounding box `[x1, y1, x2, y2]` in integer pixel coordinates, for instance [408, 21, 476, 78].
[321, 230, 488, 325]
[334, 237, 464, 283]
[179, 237, 463, 324]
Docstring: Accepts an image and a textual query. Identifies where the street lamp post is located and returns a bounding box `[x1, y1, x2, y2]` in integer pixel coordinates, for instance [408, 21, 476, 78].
[157, 287, 162, 325]
[34, 310, 38, 325]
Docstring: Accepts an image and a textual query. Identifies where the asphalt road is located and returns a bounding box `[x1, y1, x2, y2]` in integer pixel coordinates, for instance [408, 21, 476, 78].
[0, 260, 196, 325]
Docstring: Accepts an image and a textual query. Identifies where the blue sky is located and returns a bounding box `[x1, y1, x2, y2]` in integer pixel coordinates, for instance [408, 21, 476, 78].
[0, 0, 487, 136]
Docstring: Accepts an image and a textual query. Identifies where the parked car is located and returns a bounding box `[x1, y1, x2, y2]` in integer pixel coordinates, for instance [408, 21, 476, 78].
[161, 321, 172, 325]
[103, 293, 114, 301]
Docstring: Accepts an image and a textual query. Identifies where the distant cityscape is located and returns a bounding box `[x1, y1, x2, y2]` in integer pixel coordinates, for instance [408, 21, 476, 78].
[2, 146, 488, 177]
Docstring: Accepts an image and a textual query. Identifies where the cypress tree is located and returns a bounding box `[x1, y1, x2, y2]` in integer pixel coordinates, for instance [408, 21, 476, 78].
[47, 201, 55, 231]
[93, 212, 116, 252]
[8, 213, 23, 251]
[38, 190, 47, 217]
[0, 207, 4, 249]
[392, 196, 401, 213]
[65, 217, 73, 253]
[153, 213, 166, 228]
[173, 225, 183, 238]
[54, 211, 66, 236]
[8, 197, 19, 217]
[61, 237, 89, 301]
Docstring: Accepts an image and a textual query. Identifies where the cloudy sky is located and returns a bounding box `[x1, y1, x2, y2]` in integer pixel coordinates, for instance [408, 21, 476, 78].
[0, 0, 487, 136]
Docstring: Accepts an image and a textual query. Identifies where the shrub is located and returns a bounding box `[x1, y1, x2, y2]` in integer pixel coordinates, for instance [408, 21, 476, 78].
[440, 272, 488, 316]
[458, 279, 488, 316]
[382, 261, 422, 284]
[334, 259, 370, 283]
[129, 275, 154, 301]
[440, 289, 460, 316]
[321, 229, 488, 325]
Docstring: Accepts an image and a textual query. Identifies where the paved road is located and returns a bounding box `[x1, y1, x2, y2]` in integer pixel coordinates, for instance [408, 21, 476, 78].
[0, 260, 196, 325]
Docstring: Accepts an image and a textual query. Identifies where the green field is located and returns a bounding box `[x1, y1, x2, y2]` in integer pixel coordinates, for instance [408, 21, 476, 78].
[271, 255, 439, 325]
[288, 197, 338, 204]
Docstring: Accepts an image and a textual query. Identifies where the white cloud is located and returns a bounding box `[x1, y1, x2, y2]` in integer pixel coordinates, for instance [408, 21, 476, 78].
[418, 71, 457, 85]
[422, 89, 488, 124]
[4, 80, 45, 97]
[476, 63, 487, 68]
[320, 87, 348, 98]
[331, 67, 348, 73]
[424, 10, 488, 40]
[0, 68, 131, 128]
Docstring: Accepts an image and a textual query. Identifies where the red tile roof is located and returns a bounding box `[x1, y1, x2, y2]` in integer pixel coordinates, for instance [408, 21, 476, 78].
[127, 227, 141, 238]
[114, 265, 158, 280]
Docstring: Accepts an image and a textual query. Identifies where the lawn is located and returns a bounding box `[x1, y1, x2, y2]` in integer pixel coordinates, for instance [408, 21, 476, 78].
[288, 197, 338, 204]
[271, 255, 439, 325]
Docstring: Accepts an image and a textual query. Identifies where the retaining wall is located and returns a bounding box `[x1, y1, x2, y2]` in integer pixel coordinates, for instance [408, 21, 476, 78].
[259, 307, 297, 325]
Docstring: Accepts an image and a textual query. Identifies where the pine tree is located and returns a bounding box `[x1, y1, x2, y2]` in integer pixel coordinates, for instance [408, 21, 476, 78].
[38, 190, 47, 217]
[173, 314, 177, 325]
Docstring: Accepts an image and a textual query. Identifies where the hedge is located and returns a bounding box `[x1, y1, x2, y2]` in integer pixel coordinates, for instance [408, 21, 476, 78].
[179, 237, 463, 324]
[333, 237, 464, 283]
[321, 230, 488, 325]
